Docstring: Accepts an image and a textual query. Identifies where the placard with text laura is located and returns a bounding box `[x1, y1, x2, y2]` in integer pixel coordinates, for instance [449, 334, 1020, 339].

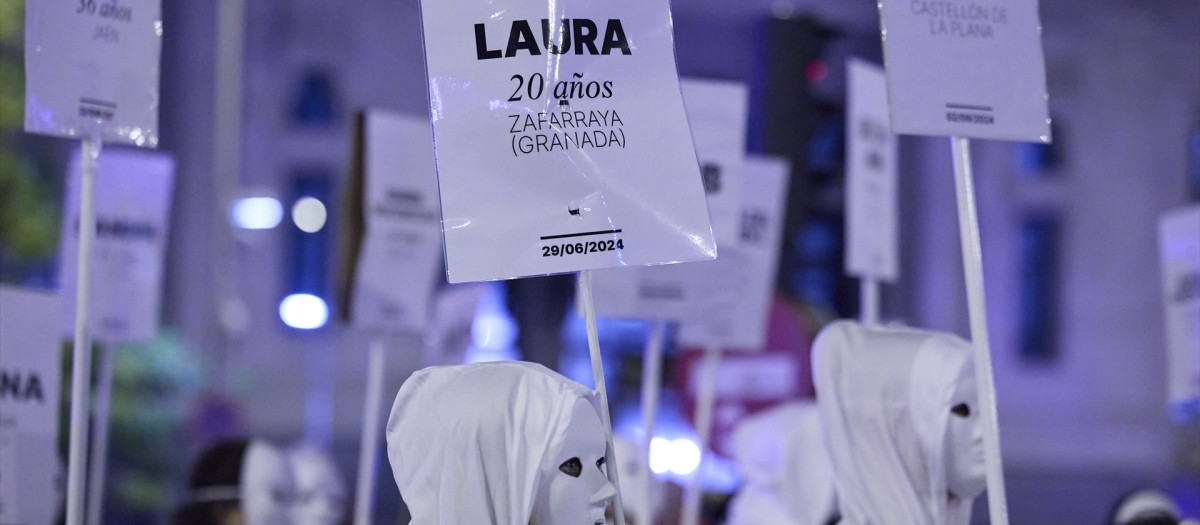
[418, 0, 715, 282]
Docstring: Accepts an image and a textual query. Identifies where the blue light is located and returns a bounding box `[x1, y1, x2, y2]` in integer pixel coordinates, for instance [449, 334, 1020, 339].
[231, 197, 283, 229]
[279, 293, 329, 330]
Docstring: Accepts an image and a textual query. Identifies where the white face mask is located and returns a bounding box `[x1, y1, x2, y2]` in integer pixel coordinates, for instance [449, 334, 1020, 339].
[612, 435, 662, 524]
[240, 442, 295, 525]
[944, 371, 986, 501]
[530, 398, 617, 525]
[288, 447, 347, 525]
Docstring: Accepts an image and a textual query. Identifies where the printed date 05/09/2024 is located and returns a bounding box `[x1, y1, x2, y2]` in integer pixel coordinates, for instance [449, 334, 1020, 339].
[542, 239, 624, 257]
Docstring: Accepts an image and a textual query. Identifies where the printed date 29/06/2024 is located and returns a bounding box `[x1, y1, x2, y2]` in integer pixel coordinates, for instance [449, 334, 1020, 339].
[541, 239, 624, 257]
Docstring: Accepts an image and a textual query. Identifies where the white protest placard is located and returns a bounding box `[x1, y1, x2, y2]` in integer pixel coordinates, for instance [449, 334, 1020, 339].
[345, 111, 444, 333]
[0, 287, 62, 525]
[845, 59, 899, 282]
[592, 156, 789, 349]
[24, 0, 161, 147]
[880, 0, 1051, 142]
[1159, 205, 1200, 407]
[677, 157, 789, 348]
[418, 0, 715, 283]
[681, 78, 748, 247]
[59, 148, 174, 343]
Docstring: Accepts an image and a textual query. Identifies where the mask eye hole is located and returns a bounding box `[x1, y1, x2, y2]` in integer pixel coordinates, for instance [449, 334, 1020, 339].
[951, 403, 971, 418]
[596, 456, 606, 472]
[559, 457, 582, 478]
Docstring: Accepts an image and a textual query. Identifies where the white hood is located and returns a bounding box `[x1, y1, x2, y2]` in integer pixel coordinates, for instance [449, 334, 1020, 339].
[727, 400, 837, 525]
[812, 321, 974, 525]
[386, 361, 596, 524]
[288, 444, 347, 525]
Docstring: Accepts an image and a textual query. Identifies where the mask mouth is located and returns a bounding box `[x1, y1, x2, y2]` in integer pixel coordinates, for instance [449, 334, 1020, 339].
[590, 506, 608, 525]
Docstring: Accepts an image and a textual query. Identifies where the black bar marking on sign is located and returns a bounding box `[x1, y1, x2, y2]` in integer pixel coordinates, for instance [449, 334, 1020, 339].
[945, 103, 993, 112]
[80, 98, 118, 109]
[540, 229, 622, 240]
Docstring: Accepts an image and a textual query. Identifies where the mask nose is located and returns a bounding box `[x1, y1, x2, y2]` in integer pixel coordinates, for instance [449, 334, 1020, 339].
[591, 476, 617, 506]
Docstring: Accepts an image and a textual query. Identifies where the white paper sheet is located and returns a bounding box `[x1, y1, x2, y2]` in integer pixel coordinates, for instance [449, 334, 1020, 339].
[58, 147, 174, 343]
[681, 78, 748, 247]
[24, 0, 161, 146]
[349, 111, 444, 334]
[880, 0, 1051, 142]
[0, 286, 62, 525]
[845, 59, 899, 282]
[592, 156, 790, 349]
[418, 0, 715, 282]
[1159, 205, 1200, 407]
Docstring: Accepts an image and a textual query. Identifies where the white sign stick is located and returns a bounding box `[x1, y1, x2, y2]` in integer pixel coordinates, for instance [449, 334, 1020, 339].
[85, 343, 114, 525]
[578, 270, 626, 525]
[951, 137, 1009, 524]
[66, 135, 101, 525]
[353, 337, 388, 525]
[680, 344, 721, 525]
[637, 320, 667, 525]
[860, 278, 881, 327]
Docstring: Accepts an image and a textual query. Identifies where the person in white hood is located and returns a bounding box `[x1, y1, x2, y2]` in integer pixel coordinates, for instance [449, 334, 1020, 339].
[288, 443, 348, 525]
[727, 400, 838, 525]
[386, 361, 617, 525]
[812, 321, 987, 525]
[172, 438, 295, 525]
[611, 434, 663, 525]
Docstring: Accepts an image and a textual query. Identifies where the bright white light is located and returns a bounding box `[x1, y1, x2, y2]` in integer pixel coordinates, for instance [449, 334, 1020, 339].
[292, 197, 327, 233]
[649, 438, 672, 474]
[649, 438, 701, 476]
[231, 197, 283, 229]
[472, 311, 517, 351]
[279, 294, 329, 330]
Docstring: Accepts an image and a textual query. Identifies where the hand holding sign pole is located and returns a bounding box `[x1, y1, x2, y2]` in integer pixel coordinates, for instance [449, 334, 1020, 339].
[880, 0, 1051, 521]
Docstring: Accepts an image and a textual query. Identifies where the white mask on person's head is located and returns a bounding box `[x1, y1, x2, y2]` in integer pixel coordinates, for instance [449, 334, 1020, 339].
[612, 434, 663, 524]
[944, 367, 986, 501]
[288, 445, 347, 525]
[240, 441, 295, 525]
[530, 398, 616, 525]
